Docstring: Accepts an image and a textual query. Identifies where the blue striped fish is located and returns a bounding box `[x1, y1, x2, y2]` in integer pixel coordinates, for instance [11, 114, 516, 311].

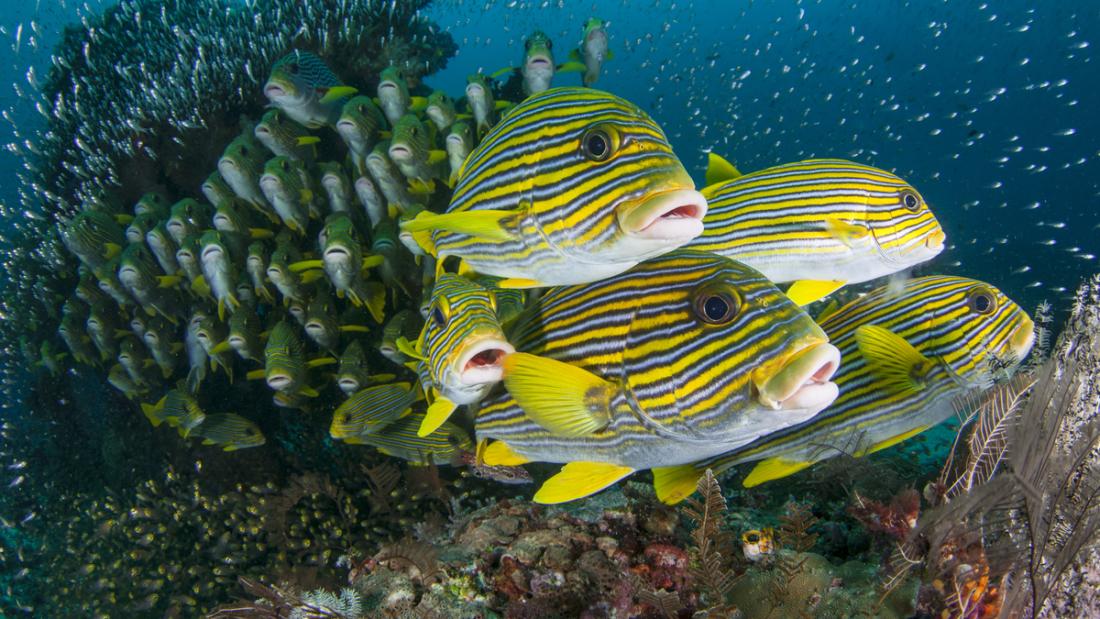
[264, 51, 354, 129]
[330, 383, 416, 441]
[351, 411, 474, 466]
[688, 156, 946, 306]
[398, 274, 515, 437]
[653, 275, 1035, 504]
[476, 250, 841, 503]
[401, 87, 708, 288]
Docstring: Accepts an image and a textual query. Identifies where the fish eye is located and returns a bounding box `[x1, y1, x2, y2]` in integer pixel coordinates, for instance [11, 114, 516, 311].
[581, 127, 613, 162]
[524, 39, 532, 51]
[694, 290, 740, 324]
[431, 307, 446, 327]
[967, 287, 998, 315]
[357, 104, 366, 114]
[240, 146, 249, 157]
[280, 160, 289, 171]
[288, 63, 299, 74]
[547, 39, 553, 50]
[900, 189, 921, 212]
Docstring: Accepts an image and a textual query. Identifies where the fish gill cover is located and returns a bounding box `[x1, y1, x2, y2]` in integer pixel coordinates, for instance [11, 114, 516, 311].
[0, 1, 1096, 617]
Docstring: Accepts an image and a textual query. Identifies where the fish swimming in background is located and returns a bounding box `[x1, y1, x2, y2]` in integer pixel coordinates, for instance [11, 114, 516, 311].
[337, 96, 387, 175]
[251, 320, 334, 398]
[335, 340, 391, 395]
[653, 276, 1035, 504]
[476, 250, 841, 503]
[60, 210, 125, 269]
[492, 30, 586, 97]
[191, 413, 266, 451]
[348, 411, 473, 465]
[464, 73, 507, 139]
[144, 221, 179, 277]
[259, 156, 317, 234]
[312, 213, 385, 318]
[198, 230, 241, 320]
[218, 134, 272, 215]
[354, 174, 387, 228]
[330, 382, 416, 440]
[444, 121, 474, 187]
[398, 274, 515, 438]
[117, 243, 181, 322]
[379, 308, 420, 366]
[376, 66, 427, 127]
[401, 87, 708, 288]
[254, 108, 317, 164]
[202, 170, 237, 209]
[687, 156, 946, 306]
[263, 50, 353, 129]
[572, 18, 613, 87]
[388, 113, 448, 195]
[317, 161, 354, 214]
[367, 141, 418, 216]
[165, 199, 213, 246]
[424, 90, 459, 132]
[141, 387, 206, 437]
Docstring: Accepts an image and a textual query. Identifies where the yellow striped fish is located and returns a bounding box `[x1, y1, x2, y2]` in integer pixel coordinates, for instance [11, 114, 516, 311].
[687, 157, 946, 306]
[191, 413, 266, 451]
[249, 320, 335, 398]
[401, 87, 708, 288]
[330, 382, 416, 440]
[653, 275, 1035, 504]
[476, 250, 841, 503]
[398, 274, 514, 437]
[350, 411, 473, 466]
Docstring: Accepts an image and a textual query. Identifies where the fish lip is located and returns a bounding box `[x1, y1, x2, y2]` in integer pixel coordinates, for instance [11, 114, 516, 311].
[466, 83, 484, 98]
[527, 55, 552, 68]
[263, 82, 286, 100]
[618, 188, 708, 241]
[323, 246, 351, 262]
[259, 174, 279, 192]
[200, 245, 222, 262]
[228, 336, 245, 347]
[388, 144, 412, 161]
[457, 337, 515, 385]
[753, 342, 841, 412]
[337, 377, 360, 393]
[266, 373, 292, 390]
[1009, 316, 1036, 362]
[212, 214, 230, 230]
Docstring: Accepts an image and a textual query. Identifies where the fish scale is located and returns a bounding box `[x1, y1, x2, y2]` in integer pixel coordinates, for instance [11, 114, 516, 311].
[654, 275, 1035, 503]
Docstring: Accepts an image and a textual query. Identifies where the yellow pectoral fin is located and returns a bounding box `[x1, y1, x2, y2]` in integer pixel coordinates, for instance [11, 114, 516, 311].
[652, 465, 705, 505]
[248, 228, 274, 239]
[418, 398, 457, 437]
[289, 259, 324, 273]
[705, 152, 742, 185]
[855, 324, 935, 395]
[306, 356, 337, 368]
[400, 209, 515, 241]
[245, 368, 267, 380]
[140, 403, 162, 427]
[157, 275, 183, 288]
[319, 85, 358, 104]
[533, 462, 635, 504]
[743, 456, 815, 488]
[428, 150, 448, 166]
[296, 136, 321, 146]
[481, 440, 531, 466]
[407, 178, 436, 198]
[210, 340, 232, 355]
[338, 325, 372, 333]
[555, 61, 587, 74]
[785, 280, 846, 307]
[395, 336, 425, 361]
[496, 277, 543, 289]
[489, 66, 515, 79]
[364, 281, 386, 323]
[103, 242, 122, 259]
[494, 100, 512, 111]
[409, 96, 429, 112]
[298, 385, 321, 398]
[824, 218, 871, 248]
[114, 213, 135, 225]
[502, 352, 613, 437]
[857, 425, 932, 457]
[361, 255, 384, 270]
[299, 269, 326, 284]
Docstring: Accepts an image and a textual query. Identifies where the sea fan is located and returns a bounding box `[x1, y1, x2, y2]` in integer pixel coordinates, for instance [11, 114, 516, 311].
[374, 538, 442, 585]
[683, 469, 740, 605]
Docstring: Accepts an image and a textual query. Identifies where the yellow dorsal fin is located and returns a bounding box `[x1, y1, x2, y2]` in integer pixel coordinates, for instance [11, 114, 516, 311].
[502, 352, 613, 437]
[361, 255, 384, 270]
[248, 228, 274, 239]
[743, 457, 814, 488]
[481, 440, 531, 466]
[409, 96, 429, 112]
[556, 61, 586, 74]
[157, 275, 183, 288]
[103, 242, 122, 259]
[652, 464, 704, 505]
[400, 209, 514, 241]
[338, 325, 371, 333]
[428, 150, 448, 165]
[288, 259, 324, 273]
[495, 277, 543, 289]
[855, 324, 936, 395]
[395, 336, 425, 361]
[363, 281, 386, 324]
[210, 340, 232, 355]
[245, 368, 266, 380]
[705, 152, 742, 185]
[298, 385, 320, 398]
[533, 462, 635, 504]
[824, 218, 871, 248]
[785, 280, 846, 307]
[140, 402, 162, 427]
[296, 136, 321, 146]
[418, 397, 457, 437]
[115, 213, 135, 225]
[319, 85, 358, 104]
[306, 356, 337, 368]
[407, 178, 436, 197]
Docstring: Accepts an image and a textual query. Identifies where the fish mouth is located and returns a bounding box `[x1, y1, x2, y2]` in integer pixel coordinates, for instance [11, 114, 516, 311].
[337, 377, 360, 393]
[166, 220, 184, 235]
[117, 265, 138, 282]
[323, 246, 352, 264]
[925, 229, 946, 251]
[618, 188, 708, 241]
[378, 82, 398, 96]
[212, 214, 230, 230]
[218, 158, 238, 173]
[263, 82, 287, 100]
[200, 245, 223, 262]
[266, 372, 292, 391]
[259, 174, 280, 192]
[228, 335, 245, 348]
[388, 144, 412, 161]
[466, 83, 484, 98]
[1009, 316, 1036, 362]
[457, 338, 515, 385]
[125, 229, 144, 244]
[304, 321, 324, 336]
[752, 342, 840, 412]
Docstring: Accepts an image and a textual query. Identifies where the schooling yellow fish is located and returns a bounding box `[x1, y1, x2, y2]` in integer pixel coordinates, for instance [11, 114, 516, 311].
[401, 87, 707, 288]
[476, 250, 841, 503]
[653, 276, 1034, 504]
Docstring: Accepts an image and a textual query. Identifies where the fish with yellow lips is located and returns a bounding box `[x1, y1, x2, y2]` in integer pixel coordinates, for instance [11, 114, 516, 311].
[476, 250, 841, 503]
[402, 87, 708, 288]
[688, 156, 947, 305]
[652, 275, 1035, 504]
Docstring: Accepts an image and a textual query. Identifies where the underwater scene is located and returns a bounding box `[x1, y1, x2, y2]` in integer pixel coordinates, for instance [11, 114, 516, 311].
[0, 0, 1098, 617]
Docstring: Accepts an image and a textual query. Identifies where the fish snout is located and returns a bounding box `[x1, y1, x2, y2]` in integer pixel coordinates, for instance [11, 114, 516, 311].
[263, 82, 287, 101]
[1009, 315, 1036, 362]
[266, 371, 293, 391]
[337, 376, 361, 395]
[753, 342, 841, 412]
[618, 188, 708, 242]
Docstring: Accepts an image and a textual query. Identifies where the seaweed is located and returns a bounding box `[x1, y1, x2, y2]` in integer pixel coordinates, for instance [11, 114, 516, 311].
[363, 462, 401, 516]
[683, 469, 741, 612]
[636, 588, 685, 619]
